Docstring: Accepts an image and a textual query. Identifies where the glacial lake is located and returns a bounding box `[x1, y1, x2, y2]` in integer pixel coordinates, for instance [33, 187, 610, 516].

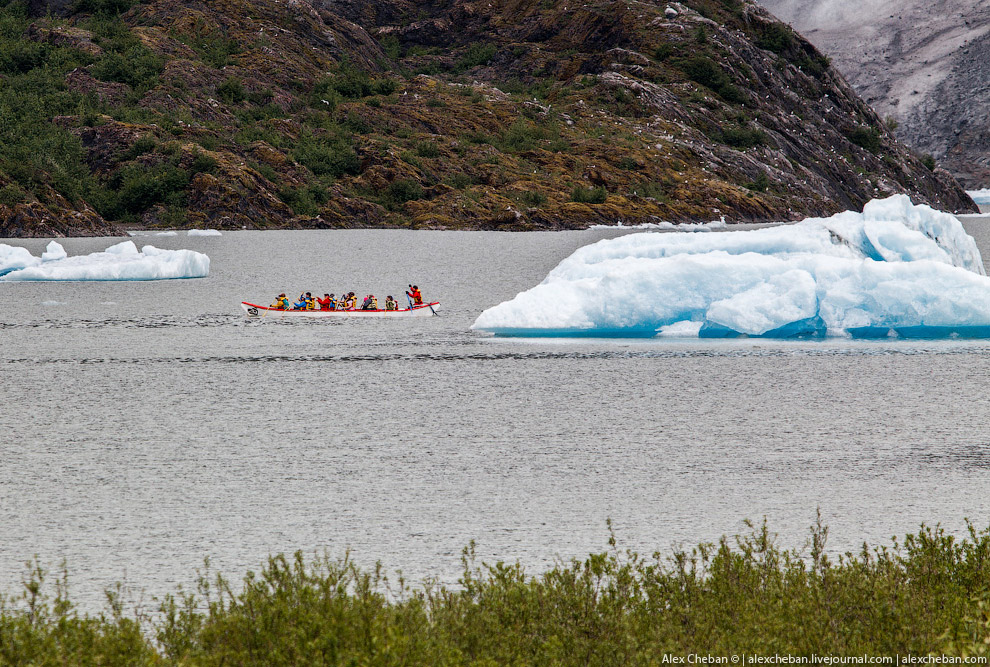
[2, 218, 990, 610]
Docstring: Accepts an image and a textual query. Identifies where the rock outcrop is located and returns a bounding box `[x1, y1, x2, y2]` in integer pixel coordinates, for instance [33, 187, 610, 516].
[760, 0, 990, 188]
[0, 0, 976, 237]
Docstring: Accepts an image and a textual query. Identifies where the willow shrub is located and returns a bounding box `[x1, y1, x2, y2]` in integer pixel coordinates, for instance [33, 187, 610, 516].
[3, 519, 990, 665]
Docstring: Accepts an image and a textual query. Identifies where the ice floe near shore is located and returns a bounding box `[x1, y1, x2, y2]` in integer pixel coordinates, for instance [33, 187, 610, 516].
[0, 240, 210, 281]
[472, 195, 990, 339]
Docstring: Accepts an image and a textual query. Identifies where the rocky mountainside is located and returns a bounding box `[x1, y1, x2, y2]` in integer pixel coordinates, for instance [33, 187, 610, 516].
[0, 0, 974, 237]
[760, 0, 990, 188]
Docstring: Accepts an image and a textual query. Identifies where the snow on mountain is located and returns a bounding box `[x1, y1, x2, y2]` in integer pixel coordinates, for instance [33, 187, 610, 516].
[759, 0, 990, 187]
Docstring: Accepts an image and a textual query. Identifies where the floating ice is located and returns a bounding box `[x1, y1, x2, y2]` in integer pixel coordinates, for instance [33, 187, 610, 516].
[188, 229, 222, 237]
[472, 195, 990, 339]
[968, 189, 990, 205]
[0, 240, 210, 281]
[591, 218, 729, 232]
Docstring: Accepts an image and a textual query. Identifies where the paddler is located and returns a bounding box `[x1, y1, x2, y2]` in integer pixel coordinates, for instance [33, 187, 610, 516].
[271, 293, 289, 309]
[305, 292, 316, 310]
[292, 293, 307, 310]
[385, 295, 398, 311]
[317, 293, 334, 310]
[406, 285, 423, 305]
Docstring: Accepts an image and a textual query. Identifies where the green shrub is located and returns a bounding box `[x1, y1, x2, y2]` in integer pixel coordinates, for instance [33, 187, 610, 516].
[0, 182, 26, 206]
[399, 150, 421, 168]
[278, 184, 329, 216]
[617, 156, 640, 170]
[120, 135, 157, 162]
[90, 45, 163, 89]
[379, 34, 400, 60]
[456, 42, 497, 72]
[755, 22, 794, 54]
[383, 178, 423, 209]
[630, 181, 668, 200]
[176, 30, 241, 68]
[190, 151, 218, 175]
[497, 119, 552, 153]
[922, 153, 936, 171]
[414, 140, 440, 158]
[315, 64, 397, 100]
[746, 171, 771, 192]
[292, 132, 360, 178]
[518, 190, 546, 207]
[7, 520, 990, 663]
[95, 161, 191, 219]
[72, 0, 136, 16]
[848, 125, 882, 153]
[445, 172, 474, 189]
[680, 56, 745, 104]
[571, 185, 607, 204]
[654, 43, 675, 62]
[216, 77, 246, 105]
[721, 125, 769, 149]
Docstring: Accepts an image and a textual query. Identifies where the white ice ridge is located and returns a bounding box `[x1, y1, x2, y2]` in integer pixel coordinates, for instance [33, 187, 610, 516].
[188, 229, 222, 236]
[0, 240, 210, 281]
[968, 189, 990, 205]
[472, 195, 990, 339]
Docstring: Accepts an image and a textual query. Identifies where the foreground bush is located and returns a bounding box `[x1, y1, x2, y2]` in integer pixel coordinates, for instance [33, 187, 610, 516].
[3, 519, 990, 665]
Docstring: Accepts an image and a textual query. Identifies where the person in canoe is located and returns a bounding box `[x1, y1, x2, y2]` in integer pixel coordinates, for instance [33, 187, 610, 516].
[385, 295, 398, 311]
[345, 292, 358, 309]
[305, 292, 316, 310]
[271, 293, 289, 309]
[317, 293, 334, 310]
[292, 293, 308, 310]
[406, 285, 423, 305]
[361, 294, 378, 310]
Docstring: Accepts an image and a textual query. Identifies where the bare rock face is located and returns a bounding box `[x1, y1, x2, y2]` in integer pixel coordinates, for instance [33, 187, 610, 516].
[759, 0, 990, 187]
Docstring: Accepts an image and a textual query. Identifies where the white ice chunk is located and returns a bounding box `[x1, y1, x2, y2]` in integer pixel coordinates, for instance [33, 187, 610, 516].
[0, 241, 209, 281]
[41, 241, 67, 262]
[0, 244, 40, 277]
[473, 195, 990, 339]
[188, 229, 222, 236]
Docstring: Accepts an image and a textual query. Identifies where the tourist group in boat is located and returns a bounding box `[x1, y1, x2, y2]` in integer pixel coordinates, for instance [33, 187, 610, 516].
[270, 285, 425, 311]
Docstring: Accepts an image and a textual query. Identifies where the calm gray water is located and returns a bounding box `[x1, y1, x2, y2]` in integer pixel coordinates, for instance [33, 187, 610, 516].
[2, 220, 990, 610]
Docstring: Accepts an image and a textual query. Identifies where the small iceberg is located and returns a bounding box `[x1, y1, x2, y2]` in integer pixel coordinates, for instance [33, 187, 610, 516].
[472, 195, 990, 339]
[188, 229, 222, 237]
[0, 240, 210, 281]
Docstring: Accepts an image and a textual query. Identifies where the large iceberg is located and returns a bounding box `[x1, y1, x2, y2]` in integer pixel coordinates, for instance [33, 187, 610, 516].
[472, 195, 990, 339]
[0, 241, 210, 281]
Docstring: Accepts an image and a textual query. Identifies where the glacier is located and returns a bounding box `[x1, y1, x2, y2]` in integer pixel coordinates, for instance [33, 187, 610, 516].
[968, 189, 990, 205]
[0, 240, 210, 281]
[472, 195, 990, 339]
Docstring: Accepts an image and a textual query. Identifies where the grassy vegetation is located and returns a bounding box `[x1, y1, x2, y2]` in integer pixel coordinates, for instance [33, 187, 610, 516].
[2, 520, 990, 664]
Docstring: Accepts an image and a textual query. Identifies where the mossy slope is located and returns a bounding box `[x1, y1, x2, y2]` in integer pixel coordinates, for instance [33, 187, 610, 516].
[0, 0, 976, 236]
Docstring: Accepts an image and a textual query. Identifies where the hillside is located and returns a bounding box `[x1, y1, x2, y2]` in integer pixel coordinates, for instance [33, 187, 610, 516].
[0, 0, 975, 236]
[760, 0, 990, 188]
